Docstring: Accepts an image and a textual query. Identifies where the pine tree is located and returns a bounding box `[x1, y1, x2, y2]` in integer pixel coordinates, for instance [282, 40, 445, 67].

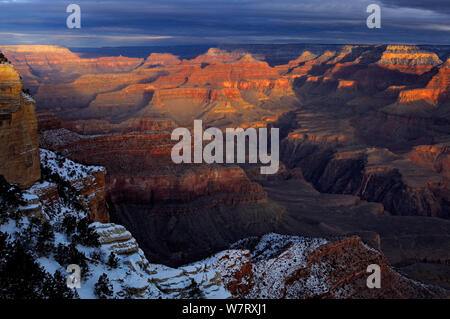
[0, 53, 8, 63]
[187, 278, 204, 299]
[36, 221, 55, 256]
[94, 273, 113, 299]
[107, 252, 119, 269]
[0, 241, 47, 299]
[42, 270, 76, 299]
[0, 232, 10, 260]
[62, 215, 77, 235]
[76, 217, 100, 247]
[0, 175, 25, 223]
[54, 243, 89, 279]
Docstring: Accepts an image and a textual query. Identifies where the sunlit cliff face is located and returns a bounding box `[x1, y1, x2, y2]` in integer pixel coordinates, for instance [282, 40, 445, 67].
[0, 63, 40, 189]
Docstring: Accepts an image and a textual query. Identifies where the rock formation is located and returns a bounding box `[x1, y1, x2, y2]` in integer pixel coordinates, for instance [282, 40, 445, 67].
[377, 45, 442, 75]
[141, 233, 448, 298]
[2, 45, 298, 127]
[39, 149, 109, 223]
[281, 137, 449, 218]
[220, 234, 446, 298]
[0, 61, 40, 188]
[394, 58, 449, 108]
[406, 144, 450, 180]
[0, 45, 143, 92]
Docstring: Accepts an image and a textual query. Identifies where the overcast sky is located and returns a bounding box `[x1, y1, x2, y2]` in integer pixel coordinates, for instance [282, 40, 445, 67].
[0, 0, 448, 47]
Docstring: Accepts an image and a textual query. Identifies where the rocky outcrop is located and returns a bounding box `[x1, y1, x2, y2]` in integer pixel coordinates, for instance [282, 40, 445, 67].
[188, 48, 242, 65]
[87, 83, 155, 116]
[394, 58, 449, 107]
[281, 137, 449, 218]
[34, 72, 152, 112]
[406, 144, 450, 180]
[0, 60, 109, 221]
[0, 45, 143, 88]
[108, 165, 266, 209]
[138, 51, 297, 126]
[39, 148, 109, 223]
[377, 45, 442, 75]
[93, 223, 140, 255]
[187, 53, 279, 85]
[143, 53, 181, 67]
[104, 233, 446, 299]
[354, 109, 444, 152]
[209, 234, 447, 298]
[0, 62, 40, 188]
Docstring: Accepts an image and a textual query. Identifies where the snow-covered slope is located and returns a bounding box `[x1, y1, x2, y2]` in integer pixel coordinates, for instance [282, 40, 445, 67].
[0, 149, 446, 299]
[40, 148, 104, 183]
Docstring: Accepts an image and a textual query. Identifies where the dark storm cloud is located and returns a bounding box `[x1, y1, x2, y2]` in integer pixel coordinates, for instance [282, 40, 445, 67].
[381, 0, 450, 14]
[0, 0, 448, 46]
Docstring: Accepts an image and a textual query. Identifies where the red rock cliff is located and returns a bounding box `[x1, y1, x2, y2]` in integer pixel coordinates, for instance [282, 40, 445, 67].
[0, 62, 40, 188]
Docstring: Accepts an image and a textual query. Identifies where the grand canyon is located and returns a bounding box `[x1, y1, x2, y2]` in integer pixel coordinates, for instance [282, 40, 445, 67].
[0, 42, 449, 299]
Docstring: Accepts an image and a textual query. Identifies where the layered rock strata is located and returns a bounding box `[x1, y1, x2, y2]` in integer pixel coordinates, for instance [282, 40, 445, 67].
[0, 62, 40, 188]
